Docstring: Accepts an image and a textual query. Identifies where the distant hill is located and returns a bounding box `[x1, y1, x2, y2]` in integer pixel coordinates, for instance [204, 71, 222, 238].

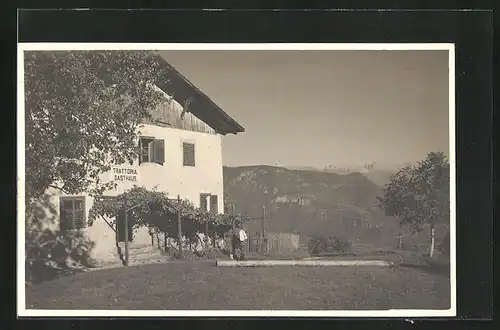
[223, 165, 399, 244]
[285, 165, 395, 187]
[361, 170, 394, 187]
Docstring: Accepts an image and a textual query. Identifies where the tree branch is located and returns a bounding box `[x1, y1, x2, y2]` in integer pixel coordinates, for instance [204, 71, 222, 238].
[48, 184, 70, 194]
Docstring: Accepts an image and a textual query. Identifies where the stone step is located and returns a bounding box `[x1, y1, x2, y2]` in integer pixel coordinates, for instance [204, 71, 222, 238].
[94, 255, 169, 267]
[127, 247, 160, 255]
[117, 242, 152, 250]
[115, 246, 161, 254]
[85, 257, 170, 270]
[128, 259, 169, 267]
[129, 253, 166, 260]
[102, 244, 170, 267]
[128, 256, 170, 265]
[114, 248, 163, 257]
[112, 246, 168, 259]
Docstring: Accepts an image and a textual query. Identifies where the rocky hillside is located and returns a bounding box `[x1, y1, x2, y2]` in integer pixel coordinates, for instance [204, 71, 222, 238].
[223, 165, 399, 244]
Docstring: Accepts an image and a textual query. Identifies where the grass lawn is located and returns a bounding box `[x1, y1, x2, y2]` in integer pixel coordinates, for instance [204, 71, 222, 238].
[26, 260, 450, 310]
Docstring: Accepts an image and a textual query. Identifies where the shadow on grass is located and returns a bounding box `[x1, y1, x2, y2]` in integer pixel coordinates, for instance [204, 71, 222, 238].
[399, 262, 450, 277]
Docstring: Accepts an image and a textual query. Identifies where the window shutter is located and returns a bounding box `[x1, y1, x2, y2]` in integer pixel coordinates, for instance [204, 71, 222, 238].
[60, 197, 86, 230]
[210, 195, 218, 214]
[139, 139, 147, 165]
[60, 199, 73, 230]
[138, 139, 142, 165]
[183, 143, 195, 166]
[148, 140, 155, 162]
[154, 139, 165, 165]
[200, 194, 208, 211]
[74, 198, 86, 228]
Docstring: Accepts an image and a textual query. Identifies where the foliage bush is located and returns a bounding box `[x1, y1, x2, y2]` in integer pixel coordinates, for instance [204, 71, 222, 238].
[170, 247, 223, 260]
[307, 233, 352, 255]
[330, 236, 352, 253]
[194, 247, 222, 260]
[26, 228, 96, 283]
[25, 194, 97, 283]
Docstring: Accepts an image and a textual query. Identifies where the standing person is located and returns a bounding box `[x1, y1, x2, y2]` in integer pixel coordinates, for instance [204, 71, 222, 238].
[236, 224, 248, 260]
[230, 222, 248, 260]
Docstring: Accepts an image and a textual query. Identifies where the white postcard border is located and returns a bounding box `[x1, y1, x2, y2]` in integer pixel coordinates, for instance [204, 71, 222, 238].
[17, 43, 456, 318]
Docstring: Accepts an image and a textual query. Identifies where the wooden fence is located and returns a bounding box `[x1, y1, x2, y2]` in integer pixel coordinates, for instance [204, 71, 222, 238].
[264, 232, 300, 253]
[225, 232, 300, 254]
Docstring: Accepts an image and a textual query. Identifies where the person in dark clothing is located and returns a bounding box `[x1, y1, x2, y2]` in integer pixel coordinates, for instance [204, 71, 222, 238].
[231, 230, 237, 259]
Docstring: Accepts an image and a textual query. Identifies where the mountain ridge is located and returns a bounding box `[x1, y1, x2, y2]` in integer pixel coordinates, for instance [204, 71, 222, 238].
[222, 165, 398, 244]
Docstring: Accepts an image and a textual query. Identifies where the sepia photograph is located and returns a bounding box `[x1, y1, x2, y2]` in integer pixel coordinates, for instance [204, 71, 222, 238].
[17, 43, 455, 317]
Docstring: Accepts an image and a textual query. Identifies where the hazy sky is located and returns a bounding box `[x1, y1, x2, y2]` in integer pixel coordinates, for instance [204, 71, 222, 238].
[159, 50, 450, 169]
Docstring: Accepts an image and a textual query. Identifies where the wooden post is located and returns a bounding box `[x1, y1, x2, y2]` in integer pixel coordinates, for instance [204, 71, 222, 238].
[429, 225, 436, 257]
[205, 221, 209, 247]
[124, 197, 129, 267]
[177, 194, 182, 258]
[115, 211, 119, 246]
[261, 205, 266, 254]
[231, 203, 236, 255]
[205, 194, 209, 246]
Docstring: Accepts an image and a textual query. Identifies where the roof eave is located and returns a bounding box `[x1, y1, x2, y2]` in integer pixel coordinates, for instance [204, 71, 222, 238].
[152, 54, 245, 135]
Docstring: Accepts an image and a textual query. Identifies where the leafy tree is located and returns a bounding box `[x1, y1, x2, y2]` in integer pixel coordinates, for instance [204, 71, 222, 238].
[24, 50, 169, 281]
[376, 152, 450, 257]
[24, 50, 169, 201]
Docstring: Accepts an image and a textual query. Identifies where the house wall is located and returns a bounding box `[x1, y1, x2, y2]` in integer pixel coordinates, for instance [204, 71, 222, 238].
[42, 123, 225, 265]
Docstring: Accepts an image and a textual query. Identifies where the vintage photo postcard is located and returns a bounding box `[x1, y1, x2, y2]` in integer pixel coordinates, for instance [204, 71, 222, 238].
[17, 43, 456, 317]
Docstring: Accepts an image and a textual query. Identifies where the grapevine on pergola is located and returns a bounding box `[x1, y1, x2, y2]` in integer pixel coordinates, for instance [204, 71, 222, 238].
[89, 186, 246, 245]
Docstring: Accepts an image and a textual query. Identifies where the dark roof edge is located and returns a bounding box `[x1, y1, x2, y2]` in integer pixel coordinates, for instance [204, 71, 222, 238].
[153, 54, 245, 135]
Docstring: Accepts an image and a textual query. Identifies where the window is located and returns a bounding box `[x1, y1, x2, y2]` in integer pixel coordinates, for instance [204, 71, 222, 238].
[60, 197, 86, 230]
[210, 195, 218, 214]
[183, 142, 195, 166]
[139, 137, 165, 165]
[200, 193, 209, 212]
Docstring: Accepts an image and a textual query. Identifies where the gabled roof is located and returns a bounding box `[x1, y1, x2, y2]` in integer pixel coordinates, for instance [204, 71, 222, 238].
[153, 55, 245, 135]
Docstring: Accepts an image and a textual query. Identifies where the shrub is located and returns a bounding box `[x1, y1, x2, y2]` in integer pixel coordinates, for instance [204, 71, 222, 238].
[194, 246, 221, 260]
[26, 228, 96, 283]
[328, 236, 352, 253]
[171, 249, 197, 260]
[220, 247, 231, 256]
[308, 233, 352, 255]
[307, 233, 329, 255]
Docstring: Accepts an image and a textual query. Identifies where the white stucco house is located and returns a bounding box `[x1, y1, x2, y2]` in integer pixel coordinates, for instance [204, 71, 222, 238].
[44, 55, 245, 265]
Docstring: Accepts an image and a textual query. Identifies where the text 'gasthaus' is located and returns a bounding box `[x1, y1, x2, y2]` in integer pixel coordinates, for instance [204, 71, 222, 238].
[112, 167, 138, 181]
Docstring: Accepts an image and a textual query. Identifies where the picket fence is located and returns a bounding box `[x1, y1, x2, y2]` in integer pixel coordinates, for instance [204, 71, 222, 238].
[225, 232, 300, 254]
